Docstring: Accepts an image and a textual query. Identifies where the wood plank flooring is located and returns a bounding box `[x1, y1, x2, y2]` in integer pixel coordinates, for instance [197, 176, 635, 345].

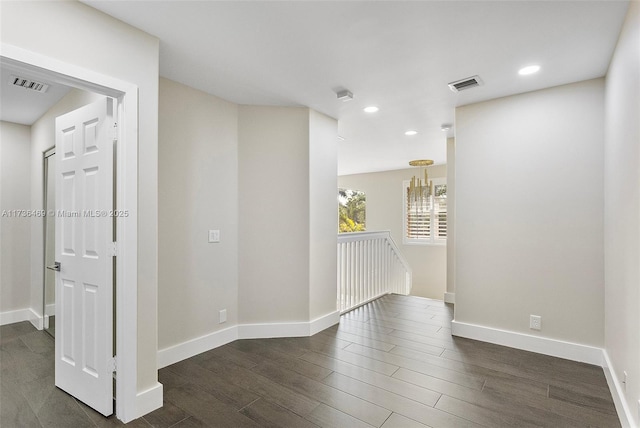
[1, 294, 621, 427]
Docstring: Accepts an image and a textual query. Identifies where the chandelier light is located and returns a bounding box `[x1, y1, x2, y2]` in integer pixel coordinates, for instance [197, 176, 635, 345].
[408, 159, 434, 212]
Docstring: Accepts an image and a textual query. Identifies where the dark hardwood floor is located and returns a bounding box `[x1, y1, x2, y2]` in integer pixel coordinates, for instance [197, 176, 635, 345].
[0, 294, 620, 427]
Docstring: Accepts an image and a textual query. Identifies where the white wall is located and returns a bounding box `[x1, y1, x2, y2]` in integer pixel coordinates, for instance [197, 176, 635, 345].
[29, 89, 104, 319]
[309, 110, 338, 320]
[238, 106, 311, 324]
[1, 0, 160, 402]
[338, 165, 447, 299]
[446, 137, 456, 302]
[455, 79, 605, 347]
[604, 1, 640, 425]
[0, 121, 31, 315]
[158, 78, 239, 350]
[156, 86, 337, 361]
[238, 106, 339, 325]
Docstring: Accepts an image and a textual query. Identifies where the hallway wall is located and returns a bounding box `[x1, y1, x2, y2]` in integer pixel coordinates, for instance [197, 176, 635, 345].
[604, 1, 640, 425]
[157, 80, 339, 365]
[455, 78, 605, 347]
[237, 106, 338, 326]
[158, 78, 239, 351]
[0, 121, 31, 317]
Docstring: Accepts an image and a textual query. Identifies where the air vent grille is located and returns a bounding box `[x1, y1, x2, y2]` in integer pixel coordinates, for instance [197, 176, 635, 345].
[448, 75, 483, 92]
[11, 75, 50, 93]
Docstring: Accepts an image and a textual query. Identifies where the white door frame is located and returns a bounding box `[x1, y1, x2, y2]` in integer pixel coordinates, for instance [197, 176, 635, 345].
[1, 44, 139, 422]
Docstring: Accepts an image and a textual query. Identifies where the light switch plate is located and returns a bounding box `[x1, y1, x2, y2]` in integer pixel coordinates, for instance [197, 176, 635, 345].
[208, 229, 220, 243]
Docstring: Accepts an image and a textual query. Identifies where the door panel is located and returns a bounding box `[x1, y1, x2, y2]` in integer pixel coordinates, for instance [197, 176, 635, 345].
[55, 98, 114, 416]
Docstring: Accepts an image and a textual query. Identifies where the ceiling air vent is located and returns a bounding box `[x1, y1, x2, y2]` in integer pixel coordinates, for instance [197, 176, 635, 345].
[448, 75, 483, 93]
[11, 75, 50, 93]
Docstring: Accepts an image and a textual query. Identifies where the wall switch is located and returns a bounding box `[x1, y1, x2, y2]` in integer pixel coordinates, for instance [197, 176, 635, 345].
[219, 309, 227, 324]
[529, 315, 542, 331]
[208, 229, 220, 243]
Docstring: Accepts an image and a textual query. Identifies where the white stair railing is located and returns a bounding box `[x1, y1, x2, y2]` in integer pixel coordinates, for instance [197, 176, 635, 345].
[337, 231, 412, 313]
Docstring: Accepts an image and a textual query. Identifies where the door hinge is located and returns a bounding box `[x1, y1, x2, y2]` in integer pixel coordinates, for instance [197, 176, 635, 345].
[111, 122, 118, 142]
[108, 242, 118, 257]
[108, 356, 117, 373]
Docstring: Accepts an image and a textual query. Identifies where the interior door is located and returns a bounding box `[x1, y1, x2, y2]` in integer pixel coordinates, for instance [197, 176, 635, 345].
[54, 98, 115, 416]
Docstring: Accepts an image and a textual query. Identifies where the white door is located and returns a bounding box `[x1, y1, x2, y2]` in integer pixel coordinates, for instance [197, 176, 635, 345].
[54, 98, 115, 416]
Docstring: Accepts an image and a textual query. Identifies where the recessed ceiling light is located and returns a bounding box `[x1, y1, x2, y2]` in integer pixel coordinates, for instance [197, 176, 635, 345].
[441, 124, 452, 131]
[337, 135, 345, 141]
[363, 106, 379, 113]
[518, 65, 540, 75]
[404, 130, 418, 136]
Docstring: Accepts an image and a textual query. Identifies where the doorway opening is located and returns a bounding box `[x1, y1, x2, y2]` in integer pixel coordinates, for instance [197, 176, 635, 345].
[1, 44, 141, 422]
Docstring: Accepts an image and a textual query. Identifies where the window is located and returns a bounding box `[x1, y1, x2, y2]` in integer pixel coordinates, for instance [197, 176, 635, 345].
[338, 188, 366, 233]
[403, 179, 446, 244]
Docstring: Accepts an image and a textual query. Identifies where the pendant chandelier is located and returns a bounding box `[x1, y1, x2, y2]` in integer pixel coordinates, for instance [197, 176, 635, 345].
[408, 159, 434, 212]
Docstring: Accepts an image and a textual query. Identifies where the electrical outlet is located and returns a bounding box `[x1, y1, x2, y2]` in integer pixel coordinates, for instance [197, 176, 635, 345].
[219, 309, 227, 324]
[529, 315, 542, 331]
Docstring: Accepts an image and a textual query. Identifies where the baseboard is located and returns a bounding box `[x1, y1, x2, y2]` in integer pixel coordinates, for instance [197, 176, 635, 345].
[238, 310, 340, 339]
[44, 303, 55, 317]
[310, 310, 340, 335]
[443, 292, 455, 304]
[602, 350, 634, 427]
[134, 382, 163, 420]
[157, 326, 238, 369]
[451, 320, 603, 365]
[29, 308, 43, 330]
[158, 311, 341, 369]
[238, 321, 310, 339]
[0, 308, 31, 326]
[0, 307, 42, 329]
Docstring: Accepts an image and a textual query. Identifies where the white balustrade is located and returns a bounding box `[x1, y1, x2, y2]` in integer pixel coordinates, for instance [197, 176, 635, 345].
[337, 231, 412, 313]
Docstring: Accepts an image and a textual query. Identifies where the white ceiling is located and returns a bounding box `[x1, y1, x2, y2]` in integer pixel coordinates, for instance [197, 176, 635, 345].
[84, 0, 628, 175]
[0, 63, 71, 125]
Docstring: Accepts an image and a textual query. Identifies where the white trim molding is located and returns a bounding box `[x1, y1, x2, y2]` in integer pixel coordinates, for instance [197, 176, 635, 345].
[238, 322, 310, 339]
[602, 350, 634, 428]
[135, 383, 163, 420]
[157, 326, 238, 369]
[451, 320, 603, 365]
[157, 311, 341, 369]
[23, 304, 57, 331]
[444, 292, 455, 304]
[0, 308, 39, 328]
[238, 310, 341, 340]
[310, 311, 341, 335]
[30, 308, 43, 330]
